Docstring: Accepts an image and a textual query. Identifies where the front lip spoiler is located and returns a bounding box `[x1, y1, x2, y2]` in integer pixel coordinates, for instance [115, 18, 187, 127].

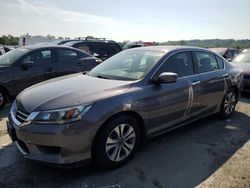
[14, 141, 28, 155]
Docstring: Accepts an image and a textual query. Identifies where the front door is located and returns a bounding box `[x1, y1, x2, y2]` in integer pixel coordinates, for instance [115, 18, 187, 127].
[147, 51, 201, 134]
[13, 49, 54, 95]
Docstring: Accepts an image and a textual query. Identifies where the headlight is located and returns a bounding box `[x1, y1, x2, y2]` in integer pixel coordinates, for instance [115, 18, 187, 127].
[29, 105, 92, 125]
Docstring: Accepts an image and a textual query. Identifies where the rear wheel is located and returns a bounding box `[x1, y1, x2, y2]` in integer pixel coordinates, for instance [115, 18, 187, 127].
[219, 88, 237, 119]
[92, 115, 141, 169]
[0, 88, 7, 109]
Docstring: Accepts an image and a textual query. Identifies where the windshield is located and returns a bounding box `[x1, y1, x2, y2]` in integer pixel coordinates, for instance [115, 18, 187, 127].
[89, 49, 164, 81]
[233, 53, 250, 64]
[0, 48, 30, 65]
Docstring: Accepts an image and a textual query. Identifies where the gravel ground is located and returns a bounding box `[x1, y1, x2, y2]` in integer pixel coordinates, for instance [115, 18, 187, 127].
[0, 95, 249, 188]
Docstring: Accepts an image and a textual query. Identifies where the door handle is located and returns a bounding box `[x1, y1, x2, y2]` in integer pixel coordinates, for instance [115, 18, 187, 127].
[223, 73, 229, 77]
[77, 63, 83, 66]
[192, 81, 201, 86]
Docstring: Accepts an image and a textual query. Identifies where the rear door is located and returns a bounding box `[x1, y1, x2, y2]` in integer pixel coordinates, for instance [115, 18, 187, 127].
[56, 48, 98, 76]
[192, 51, 226, 114]
[56, 48, 84, 77]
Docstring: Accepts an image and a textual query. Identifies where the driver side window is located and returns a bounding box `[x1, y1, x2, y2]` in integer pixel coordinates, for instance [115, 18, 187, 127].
[156, 51, 194, 77]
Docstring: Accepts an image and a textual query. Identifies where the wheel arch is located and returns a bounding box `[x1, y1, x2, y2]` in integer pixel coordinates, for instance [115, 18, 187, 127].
[91, 110, 147, 155]
[0, 85, 10, 98]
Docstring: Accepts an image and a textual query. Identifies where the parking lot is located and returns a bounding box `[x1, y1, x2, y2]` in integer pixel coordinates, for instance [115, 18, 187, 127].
[0, 95, 250, 188]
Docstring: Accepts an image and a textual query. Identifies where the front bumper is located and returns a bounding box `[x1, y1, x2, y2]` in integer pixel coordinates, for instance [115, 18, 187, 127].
[7, 111, 96, 164]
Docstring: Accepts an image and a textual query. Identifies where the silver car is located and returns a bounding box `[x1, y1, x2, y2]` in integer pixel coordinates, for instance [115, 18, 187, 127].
[7, 46, 243, 169]
[232, 51, 250, 92]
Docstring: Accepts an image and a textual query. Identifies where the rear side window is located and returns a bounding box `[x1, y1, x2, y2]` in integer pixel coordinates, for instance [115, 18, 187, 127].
[194, 51, 218, 73]
[157, 51, 194, 77]
[88, 42, 108, 56]
[106, 43, 122, 56]
[216, 56, 224, 69]
[24, 50, 52, 64]
[57, 49, 78, 61]
[74, 43, 91, 54]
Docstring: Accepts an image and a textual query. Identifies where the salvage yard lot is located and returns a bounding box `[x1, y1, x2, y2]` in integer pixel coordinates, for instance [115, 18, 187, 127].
[0, 95, 250, 188]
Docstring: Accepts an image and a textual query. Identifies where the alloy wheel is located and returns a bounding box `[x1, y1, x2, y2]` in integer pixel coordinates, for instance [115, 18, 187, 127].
[105, 123, 136, 162]
[224, 91, 236, 115]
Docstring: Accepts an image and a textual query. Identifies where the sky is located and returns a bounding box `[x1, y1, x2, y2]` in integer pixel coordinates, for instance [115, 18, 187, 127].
[0, 0, 250, 42]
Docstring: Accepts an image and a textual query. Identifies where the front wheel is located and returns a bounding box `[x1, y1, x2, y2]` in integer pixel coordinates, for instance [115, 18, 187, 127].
[219, 89, 237, 119]
[92, 115, 141, 169]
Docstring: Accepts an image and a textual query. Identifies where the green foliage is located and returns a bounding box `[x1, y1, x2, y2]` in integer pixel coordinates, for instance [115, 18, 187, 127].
[160, 39, 250, 49]
[0, 35, 19, 45]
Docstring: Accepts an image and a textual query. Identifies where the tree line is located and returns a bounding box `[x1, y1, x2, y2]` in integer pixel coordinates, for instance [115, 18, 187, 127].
[160, 39, 250, 49]
[0, 35, 19, 45]
[1, 35, 250, 49]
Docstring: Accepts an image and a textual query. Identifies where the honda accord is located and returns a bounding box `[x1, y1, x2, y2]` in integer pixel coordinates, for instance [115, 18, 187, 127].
[7, 46, 243, 169]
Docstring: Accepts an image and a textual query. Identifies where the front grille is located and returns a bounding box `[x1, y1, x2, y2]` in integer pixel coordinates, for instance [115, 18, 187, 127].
[37, 145, 61, 154]
[16, 110, 29, 123]
[11, 101, 30, 124]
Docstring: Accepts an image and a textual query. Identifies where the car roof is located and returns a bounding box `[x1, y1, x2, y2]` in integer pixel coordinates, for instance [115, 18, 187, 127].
[63, 40, 119, 46]
[19, 45, 81, 50]
[125, 45, 210, 53]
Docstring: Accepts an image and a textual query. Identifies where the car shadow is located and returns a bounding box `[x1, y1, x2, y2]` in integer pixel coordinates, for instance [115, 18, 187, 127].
[0, 102, 250, 187]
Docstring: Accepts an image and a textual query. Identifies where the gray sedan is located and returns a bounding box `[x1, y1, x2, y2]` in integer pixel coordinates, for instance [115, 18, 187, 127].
[7, 46, 243, 169]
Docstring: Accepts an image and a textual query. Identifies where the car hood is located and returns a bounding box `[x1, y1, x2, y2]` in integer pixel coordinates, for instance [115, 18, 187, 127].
[16, 73, 134, 112]
[233, 63, 250, 74]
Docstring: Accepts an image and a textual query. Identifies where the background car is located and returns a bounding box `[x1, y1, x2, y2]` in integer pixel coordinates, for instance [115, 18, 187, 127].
[210, 48, 241, 61]
[0, 46, 5, 55]
[232, 51, 250, 92]
[0, 45, 101, 109]
[63, 38, 122, 61]
[123, 41, 145, 49]
[242, 49, 250, 53]
[7, 46, 243, 169]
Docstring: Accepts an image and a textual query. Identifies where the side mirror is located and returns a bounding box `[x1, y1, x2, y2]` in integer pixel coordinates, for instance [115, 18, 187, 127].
[22, 61, 34, 69]
[157, 72, 178, 83]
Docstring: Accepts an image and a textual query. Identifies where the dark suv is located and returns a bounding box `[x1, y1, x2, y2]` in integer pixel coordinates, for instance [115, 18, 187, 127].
[0, 45, 101, 109]
[63, 38, 122, 61]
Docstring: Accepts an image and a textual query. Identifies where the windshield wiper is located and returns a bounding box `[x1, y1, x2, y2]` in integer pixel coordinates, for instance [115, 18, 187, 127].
[82, 71, 89, 75]
[96, 75, 110, 79]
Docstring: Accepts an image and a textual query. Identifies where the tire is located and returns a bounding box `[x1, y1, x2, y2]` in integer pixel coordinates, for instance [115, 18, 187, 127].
[0, 88, 7, 110]
[219, 88, 237, 119]
[92, 115, 141, 169]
